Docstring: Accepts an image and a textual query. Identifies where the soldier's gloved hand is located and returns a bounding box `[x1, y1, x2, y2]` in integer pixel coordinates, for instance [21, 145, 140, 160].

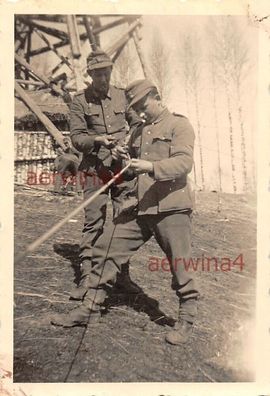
[95, 135, 116, 149]
[130, 159, 154, 174]
[111, 144, 129, 160]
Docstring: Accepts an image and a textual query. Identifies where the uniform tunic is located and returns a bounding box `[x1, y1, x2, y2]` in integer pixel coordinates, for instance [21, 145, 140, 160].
[82, 108, 200, 322]
[128, 108, 195, 214]
[69, 84, 138, 264]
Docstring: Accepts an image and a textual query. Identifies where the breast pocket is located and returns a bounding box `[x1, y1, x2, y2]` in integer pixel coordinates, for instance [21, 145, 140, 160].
[151, 135, 172, 159]
[84, 108, 103, 129]
[113, 107, 126, 131]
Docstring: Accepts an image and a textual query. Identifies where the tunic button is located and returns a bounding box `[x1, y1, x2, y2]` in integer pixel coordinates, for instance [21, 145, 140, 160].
[145, 152, 148, 155]
[106, 115, 109, 118]
[108, 124, 111, 127]
[147, 131, 151, 134]
[146, 142, 149, 145]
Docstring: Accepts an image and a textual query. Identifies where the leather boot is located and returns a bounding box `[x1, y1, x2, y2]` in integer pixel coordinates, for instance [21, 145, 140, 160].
[69, 259, 92, 300]
[115, 263, 141, 294]
[165, 319, 193, 345]
[50, 305, 101, 327]
[165, 298, 197, 345]
[69, 275, 91, 301]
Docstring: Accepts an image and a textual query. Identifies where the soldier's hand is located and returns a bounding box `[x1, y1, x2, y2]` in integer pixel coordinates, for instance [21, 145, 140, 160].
[130, 159, 154, 174]
[63, 137, 72, 152]
[95, 135, 116, 149]
[111, 144, 129, 160]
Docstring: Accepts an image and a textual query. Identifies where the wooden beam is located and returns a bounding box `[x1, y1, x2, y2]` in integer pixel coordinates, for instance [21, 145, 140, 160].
[34, 28, 73, 70]
[66, 15, 83, 91]
[28, 17, 138, 58]
[25, 15, 67, 23]
[15, 82, 66, 150]
[15, 32, 28, 52]
[92, 17, 136, 36]
[112, 40, 130, 63]
[83, 16, 97, 51]
[105, 19, 141, 56]
[15, 79, 45, 86]
[132, 28, 151, 78]
[66, 15, 81, 58]
[29, 39, 69, 57]
[91, 16, 101, 47]
[17, 16, 68, 40]
[51, 59, 67, 77]
[25, 27, 32, 82]
[15, 53, 65, 97]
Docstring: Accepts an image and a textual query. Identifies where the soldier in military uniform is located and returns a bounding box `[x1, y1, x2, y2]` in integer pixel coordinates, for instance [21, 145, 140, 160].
[69, 49, 140, 300]
[52, 79, 199, 345]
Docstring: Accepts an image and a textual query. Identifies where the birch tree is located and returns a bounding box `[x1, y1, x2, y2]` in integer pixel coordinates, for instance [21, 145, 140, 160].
[111, 42, 137, 88]
[177, 32, 205, 189]
[147, 28, 171, 103]
[206, 16, 250, 193]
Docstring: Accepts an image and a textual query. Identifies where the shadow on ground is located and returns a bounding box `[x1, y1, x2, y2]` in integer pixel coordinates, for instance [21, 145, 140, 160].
[53, 242, 175, 327]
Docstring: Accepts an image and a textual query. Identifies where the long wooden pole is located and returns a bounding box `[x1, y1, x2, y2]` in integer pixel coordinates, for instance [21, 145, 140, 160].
[15, 81, 66, 149]
[83, 16, 97, 51]
[66, 15, 83, 92]
[17, 16, 68, 40]
[112, 41, 129, 63]
[15, 79, 45, 86]
[34, 28, 73, 70]
[14, 162, 131, 264]
[105, 19, 141, 55]
[66, 15, 81, 58]
[15, 53, 65, 97]
[132, 28, 151, 78]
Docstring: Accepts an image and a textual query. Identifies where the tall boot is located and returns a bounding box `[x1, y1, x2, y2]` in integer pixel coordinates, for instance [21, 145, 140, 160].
[50, 304, 101, 328]
[165, 298, 198, 345]
[115, 262, 141, 294]
[69, 259, 92, 300]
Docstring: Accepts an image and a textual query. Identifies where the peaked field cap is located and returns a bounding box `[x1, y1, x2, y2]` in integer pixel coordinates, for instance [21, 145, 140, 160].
[126, 79, 156, 109]
[87, 49, 113, 71]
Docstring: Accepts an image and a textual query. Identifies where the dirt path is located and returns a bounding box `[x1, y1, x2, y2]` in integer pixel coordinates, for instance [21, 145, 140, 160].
[14, 188, 256, 382]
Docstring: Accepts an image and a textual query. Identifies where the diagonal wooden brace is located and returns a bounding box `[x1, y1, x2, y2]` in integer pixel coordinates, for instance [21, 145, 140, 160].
[15, 81, 66, 150]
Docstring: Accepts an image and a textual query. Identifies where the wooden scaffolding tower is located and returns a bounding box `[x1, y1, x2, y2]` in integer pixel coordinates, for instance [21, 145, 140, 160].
[15, 14, 148, 150]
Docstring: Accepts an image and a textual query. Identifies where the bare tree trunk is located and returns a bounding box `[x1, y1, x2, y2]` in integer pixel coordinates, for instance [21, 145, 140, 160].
[194, 79, 205, 189]
[179, 33, 204, 189]
[147, 28, 171, 103]
[235, 86, 248, 191]
[183, 82, 197, 186]
[206, 17, 245, 193]
[225, 87, 237, 193]
[210, 59, 222, 192]
[111, 41, 137, 88]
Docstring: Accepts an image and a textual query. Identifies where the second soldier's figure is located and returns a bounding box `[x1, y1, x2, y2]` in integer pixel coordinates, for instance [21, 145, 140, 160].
[69, 49, 140, 299]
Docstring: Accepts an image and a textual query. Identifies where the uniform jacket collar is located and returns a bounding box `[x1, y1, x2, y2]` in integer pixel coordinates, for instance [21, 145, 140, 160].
[147, 107, 170, 125]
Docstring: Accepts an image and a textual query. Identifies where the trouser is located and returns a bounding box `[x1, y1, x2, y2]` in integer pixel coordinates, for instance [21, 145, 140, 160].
[79, 170, 134, 277]
[83, 210, 199, 323]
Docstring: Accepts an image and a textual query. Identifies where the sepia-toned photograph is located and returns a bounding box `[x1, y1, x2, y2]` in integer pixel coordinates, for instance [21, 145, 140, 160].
[10, 11, 259, 385]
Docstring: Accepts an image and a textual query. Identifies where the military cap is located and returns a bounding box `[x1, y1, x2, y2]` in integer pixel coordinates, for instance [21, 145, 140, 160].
[126, 79, 156, 109]
[87, 49, 113, 71]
